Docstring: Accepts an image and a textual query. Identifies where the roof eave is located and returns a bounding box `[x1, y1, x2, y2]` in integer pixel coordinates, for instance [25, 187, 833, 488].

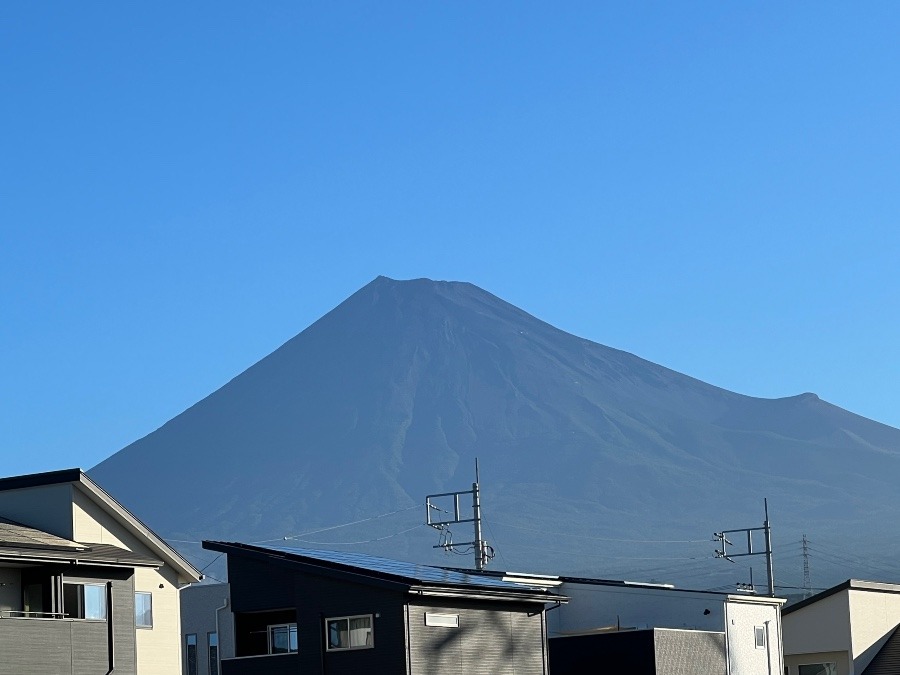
[79, 471, 202, 583]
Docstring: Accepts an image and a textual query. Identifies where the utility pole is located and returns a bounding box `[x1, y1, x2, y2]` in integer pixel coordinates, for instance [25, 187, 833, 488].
[425, 459, 493, 571]
[802, 534, 811, 598]
[714, 498, 776, 597]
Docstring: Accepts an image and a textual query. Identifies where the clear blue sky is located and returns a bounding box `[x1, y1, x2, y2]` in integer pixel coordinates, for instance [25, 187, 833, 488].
[3, 2, 899, 477]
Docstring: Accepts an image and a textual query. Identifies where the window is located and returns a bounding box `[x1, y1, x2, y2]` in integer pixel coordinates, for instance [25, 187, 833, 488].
[799, 665, 837, 675]
[208, 632, 219, 675]
[135, 592, 153, 628]
[63, 582, 107, 620]
[754, 625, 766, 649]
[326, 614, 373, 650]
[268, 623, 298, 654]
[425, 612, 459, 627]
[185, 634, 198, 675]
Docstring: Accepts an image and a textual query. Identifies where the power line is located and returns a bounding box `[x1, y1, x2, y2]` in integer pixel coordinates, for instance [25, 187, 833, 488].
[282, 523, 426, 546]
[491, 520, 710, 544]
[165, 504, 422, 545]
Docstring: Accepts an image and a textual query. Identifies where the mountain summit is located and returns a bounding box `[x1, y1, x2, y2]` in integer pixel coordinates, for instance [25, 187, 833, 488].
[91, 277, 900, 584]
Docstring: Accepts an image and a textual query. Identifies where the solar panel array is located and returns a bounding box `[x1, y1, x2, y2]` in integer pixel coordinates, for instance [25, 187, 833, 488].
[265, 545, 550, 593]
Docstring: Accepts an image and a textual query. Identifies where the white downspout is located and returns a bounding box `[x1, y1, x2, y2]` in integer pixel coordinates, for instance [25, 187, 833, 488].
[215, 595, 229, 674]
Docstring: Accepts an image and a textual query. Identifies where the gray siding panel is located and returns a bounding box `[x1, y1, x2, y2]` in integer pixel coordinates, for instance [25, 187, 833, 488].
[0, 619, 107, 675]
[0, 566, 135, 675]
[653, 628, 726, 675]
[408, 599, 546, 675]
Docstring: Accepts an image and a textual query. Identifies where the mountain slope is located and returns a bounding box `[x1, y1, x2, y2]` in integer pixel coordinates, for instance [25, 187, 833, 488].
[90, 277, 900, 585]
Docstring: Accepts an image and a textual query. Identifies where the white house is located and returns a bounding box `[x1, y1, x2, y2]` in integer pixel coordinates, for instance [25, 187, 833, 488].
[783, 579, 900, 675]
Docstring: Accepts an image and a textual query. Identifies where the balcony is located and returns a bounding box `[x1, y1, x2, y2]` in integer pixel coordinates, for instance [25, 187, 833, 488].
[0, 613, 110, 674]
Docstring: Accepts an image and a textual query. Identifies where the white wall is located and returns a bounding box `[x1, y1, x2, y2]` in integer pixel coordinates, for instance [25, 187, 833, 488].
[551, 582, 726, 637]
[848, 587, 900, 674]
[782, 591, 851, 658]
[725, 598, 783, 675]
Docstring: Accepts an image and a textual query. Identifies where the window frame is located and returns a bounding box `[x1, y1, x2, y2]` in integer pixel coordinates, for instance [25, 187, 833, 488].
[185, 633, 198, 675]
[135, 591, 153, 629]
[754, 625, 766, 649]
[63, 581, 107, 621]
[798, 664, 837, 675]
[267, 622, 298, 654]
[208, 631, 219, 675]
[325, 613, 374, 651]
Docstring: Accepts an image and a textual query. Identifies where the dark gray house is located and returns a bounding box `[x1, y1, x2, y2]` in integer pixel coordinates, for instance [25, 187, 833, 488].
[203, 541, 567, 675]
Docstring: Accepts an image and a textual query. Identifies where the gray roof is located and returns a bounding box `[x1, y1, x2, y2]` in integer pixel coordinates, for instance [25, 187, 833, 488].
[269, 546, 553, 593]
[205, 541, 568, 603]
[863, 624, 900, 675]
[0, 517, 87, 551]
[0, 518, 162, 567]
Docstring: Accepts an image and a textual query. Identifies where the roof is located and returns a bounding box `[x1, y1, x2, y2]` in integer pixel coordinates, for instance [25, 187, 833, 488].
[862, 624, 900, 675]
[0, 468, 201, 583]
[443, 567, 784, 603]
[0, 516, 87, 551]
[204, 541, 568, 604]
[783, 580, 900, 616]
[0, 517, 162, 567]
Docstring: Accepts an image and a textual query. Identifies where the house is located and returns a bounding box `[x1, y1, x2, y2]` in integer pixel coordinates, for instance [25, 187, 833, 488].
[445, 568, 785, 674]
[202, 541, 568, 674]
[782, 579, 900, 675]
[0, 468, 202, 674]
[180, 582, 235, 675]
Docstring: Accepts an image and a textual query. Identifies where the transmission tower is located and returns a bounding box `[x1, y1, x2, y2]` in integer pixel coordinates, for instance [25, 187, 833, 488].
[802, 534, 811, 598]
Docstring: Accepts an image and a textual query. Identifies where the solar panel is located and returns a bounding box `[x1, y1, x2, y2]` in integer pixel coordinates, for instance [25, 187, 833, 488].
[264, 545, 550, 593]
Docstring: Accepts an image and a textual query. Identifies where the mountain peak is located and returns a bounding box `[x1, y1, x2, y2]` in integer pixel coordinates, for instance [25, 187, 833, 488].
[90, 278, 900, 585]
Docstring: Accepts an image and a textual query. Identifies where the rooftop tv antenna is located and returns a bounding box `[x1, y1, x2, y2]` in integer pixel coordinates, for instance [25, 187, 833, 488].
[425, 458, 494, 571]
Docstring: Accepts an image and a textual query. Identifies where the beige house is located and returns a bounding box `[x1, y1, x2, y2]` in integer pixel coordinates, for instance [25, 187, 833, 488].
[0, 468, 202, 674]
[783, 579, 900, 675]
